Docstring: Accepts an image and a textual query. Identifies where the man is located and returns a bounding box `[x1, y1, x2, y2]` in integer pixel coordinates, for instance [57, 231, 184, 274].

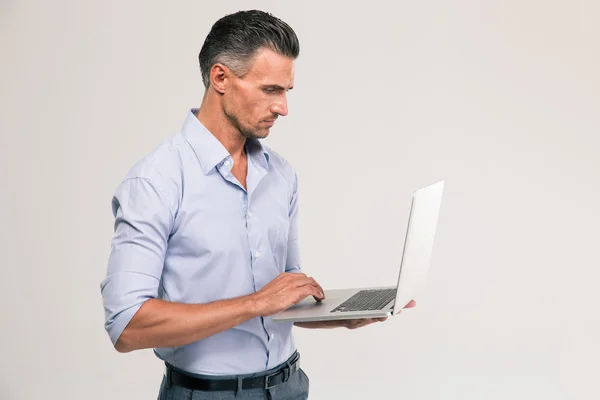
[101, 9, 415, 400]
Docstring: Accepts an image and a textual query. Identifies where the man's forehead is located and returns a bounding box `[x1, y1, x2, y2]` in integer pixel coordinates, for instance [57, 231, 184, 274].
[246, 48, 295, 86]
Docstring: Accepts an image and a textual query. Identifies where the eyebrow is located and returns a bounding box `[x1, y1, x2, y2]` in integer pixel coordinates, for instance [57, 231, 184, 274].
[262, 84, 293, 91]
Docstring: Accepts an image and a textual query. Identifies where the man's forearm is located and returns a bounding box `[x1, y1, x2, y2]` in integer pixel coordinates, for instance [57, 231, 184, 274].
[115, 296, 258, 353]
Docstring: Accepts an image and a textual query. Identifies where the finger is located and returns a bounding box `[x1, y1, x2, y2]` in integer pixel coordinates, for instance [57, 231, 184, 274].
[310, 278, 326, 299]
[293, 276, 318, 287]
[355, 320, 373, 329]
[310, 278, 323, 294]
[347, 320, 361, 329]
[295, 277, 325, 299]
[310, 285, 325, 301]
[348, 319, 370, 329]
[297, 284, 324, 302]
[404, 300, 417, 308]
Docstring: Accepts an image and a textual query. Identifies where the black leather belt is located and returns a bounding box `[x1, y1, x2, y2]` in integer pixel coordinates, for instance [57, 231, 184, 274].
[165, 352, 300, 391]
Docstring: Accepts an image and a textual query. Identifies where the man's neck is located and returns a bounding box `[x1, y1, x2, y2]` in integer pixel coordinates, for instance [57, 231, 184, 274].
[195, 96, 246, 160]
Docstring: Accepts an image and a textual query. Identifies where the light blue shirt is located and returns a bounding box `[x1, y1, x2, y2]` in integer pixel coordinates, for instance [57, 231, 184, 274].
[100, 109, 301, 375]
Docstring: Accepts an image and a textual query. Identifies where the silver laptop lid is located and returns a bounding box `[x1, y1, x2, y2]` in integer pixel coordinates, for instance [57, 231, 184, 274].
[392, 181, 444, 315]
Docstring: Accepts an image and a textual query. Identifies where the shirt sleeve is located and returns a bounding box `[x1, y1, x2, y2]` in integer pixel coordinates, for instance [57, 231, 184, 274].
[285, 171, 302, 273]
[100, 177, 175, 345]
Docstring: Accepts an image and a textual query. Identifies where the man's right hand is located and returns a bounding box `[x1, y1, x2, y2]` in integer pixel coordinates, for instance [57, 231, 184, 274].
[251, 272, 325, 317]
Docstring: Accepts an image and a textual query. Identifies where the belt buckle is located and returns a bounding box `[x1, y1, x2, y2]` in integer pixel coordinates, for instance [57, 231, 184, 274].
[264, 372, 277, 389]
[264, 366, 290, 389]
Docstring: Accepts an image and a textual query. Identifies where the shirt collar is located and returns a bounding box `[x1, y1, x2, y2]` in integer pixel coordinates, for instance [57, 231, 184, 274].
[181, 109, 270, 175]
[246, 136, 271, 170]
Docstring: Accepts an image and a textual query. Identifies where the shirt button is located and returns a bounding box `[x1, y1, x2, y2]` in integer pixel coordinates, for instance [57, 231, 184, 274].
[247, 211, 252, 218]
[270, 333, 275, 340]
[254, 251, 261, 258]
[224, 160, 230, 167]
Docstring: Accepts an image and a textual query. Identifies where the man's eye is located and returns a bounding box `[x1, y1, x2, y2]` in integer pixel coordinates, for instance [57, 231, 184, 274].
[263, 88, 276, 94]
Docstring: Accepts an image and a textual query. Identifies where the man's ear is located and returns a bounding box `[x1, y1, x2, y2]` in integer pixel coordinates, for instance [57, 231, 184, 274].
[210, 63, 229, 94]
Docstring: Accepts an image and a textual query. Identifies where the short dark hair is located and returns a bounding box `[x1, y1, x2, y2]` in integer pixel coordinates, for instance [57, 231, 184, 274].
[198, 10, 300, 88]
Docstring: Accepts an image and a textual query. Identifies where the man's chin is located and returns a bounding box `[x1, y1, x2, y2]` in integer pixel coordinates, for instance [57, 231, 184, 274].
[258, 130, 270, 139]
[246, 129, 270, 140]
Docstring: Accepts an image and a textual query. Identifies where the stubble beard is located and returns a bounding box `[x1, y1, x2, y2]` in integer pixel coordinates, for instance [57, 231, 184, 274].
[224, 107, 269, 140]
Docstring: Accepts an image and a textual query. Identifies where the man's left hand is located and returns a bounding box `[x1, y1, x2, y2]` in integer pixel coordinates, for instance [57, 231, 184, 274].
[294, 299, 417, 330]
[332, 299, 417, 329]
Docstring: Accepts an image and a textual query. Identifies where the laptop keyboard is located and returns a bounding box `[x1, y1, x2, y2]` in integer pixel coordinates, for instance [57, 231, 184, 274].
[331, 289, 397, 313]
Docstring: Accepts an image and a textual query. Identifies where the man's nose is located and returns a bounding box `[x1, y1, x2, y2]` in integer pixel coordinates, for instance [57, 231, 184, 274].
[271, 94, 288, 117]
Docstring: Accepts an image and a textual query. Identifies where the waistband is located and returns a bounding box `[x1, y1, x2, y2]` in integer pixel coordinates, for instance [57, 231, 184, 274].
[164, 351, 300, 392]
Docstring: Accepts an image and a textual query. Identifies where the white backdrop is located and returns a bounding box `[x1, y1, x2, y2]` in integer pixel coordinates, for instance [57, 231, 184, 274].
[1, 1, 599, 399]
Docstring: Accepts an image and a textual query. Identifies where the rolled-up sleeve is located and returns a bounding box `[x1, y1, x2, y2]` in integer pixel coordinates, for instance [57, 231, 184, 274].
[100, 177, 174, 345]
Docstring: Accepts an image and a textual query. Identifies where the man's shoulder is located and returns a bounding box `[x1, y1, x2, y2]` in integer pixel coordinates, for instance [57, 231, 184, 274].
[123, 132, 186, 182]
[114, 133, 187, 212]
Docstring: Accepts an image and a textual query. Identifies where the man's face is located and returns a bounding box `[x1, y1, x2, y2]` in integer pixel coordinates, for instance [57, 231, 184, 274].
[222, 48, 295, 140]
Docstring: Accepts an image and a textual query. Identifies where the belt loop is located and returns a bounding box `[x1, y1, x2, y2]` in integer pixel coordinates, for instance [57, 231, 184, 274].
[165, 365, 173, 389]
[235, 376, 243, 397]
[285, 358, 293, 382]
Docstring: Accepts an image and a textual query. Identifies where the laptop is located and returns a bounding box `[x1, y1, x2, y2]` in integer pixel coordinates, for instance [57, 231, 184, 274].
[272, 180, 444, 323]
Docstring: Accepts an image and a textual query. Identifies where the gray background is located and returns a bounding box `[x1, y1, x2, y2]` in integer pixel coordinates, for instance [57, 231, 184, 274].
[1, 0, 599, 399]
